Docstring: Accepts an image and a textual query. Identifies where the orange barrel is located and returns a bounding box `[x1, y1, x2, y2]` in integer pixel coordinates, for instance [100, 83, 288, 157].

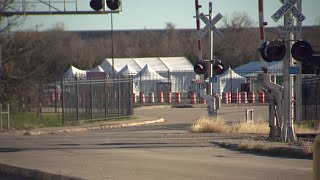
[248, 92, 255, 103]
[158, 92, 164, 103]
[265, 92, 270, 103]
[149, 92, 155, 103]
[175, 92, 181, 103]
[222, 92, 228, 103]
[259, 91, 265, 103]
[241, 92, 247, 103]
[56, 89, 61, 102]
[133, 93, 137, 103]
[140, 92, 145, 103]
[51, 91, 55, 102]
[200, 97, 206, 104]
[190, 91, 197, 104]
[227, 92, 232, 103]
[237, 92, 241, 103]
[231, 92, 238, 103]
[166, 92, 172, 103]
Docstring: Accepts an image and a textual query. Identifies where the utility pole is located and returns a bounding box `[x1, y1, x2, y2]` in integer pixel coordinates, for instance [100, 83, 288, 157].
[258, 0, 266, 68]
[295, 0, 303, 123]
[281, 9, 296, 142]
[208, 2, 213, 96]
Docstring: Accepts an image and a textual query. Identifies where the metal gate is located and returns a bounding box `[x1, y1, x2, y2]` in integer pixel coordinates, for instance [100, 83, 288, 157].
[302, 76, 320, 121]
[61, 77, 133, 124]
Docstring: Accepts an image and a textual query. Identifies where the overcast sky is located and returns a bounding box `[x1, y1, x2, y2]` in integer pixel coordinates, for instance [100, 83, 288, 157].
[14, 0, 320, 31]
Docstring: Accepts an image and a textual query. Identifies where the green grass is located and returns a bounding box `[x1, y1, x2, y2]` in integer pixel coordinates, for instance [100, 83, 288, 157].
[7, 112, 61, 130]
[4, 112, 134, 130]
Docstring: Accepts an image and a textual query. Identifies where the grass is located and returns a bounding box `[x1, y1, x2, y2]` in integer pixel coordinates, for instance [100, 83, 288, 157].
[5, 112, 61, 130]
[191, 116, 316, 159]
[191, 116, 269, 134]
[3, 112, 134, 130]
[191, 116, 320, 134]
[214, 140, 313, 159]
[191, 116, 231, 133]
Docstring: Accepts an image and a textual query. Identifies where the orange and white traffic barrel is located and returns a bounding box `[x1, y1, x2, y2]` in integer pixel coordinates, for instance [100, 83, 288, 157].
[166, 92, 172, 103]
[133, 93, 137, 103]
[149, 92, 155, 103]
[158, 92, 164, 103]
[222, 92, 228, 103]
[231, 92, 238, 103]
[248, 92, 255, 103]
[237, 92, 241, 103]
[200, 97, 206, 104]
[56, 89, 61, 102]
[259, 91, 265, 103]
[140, 92, 145, 103]
[241, 92, 247, 103]
[51, 91, 55, 102]
[175, 92, 181, 103]
[190, 91, 197, 104]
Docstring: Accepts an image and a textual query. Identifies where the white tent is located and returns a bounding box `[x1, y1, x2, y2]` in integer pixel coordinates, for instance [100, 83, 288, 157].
[117, 64, 137, 77]
[63, 66, 87, 77]
[212, 67, 247, 96]
[133, 64, 167, 95]
[89, 65, 105, 72]
[100, 57, 195, 92]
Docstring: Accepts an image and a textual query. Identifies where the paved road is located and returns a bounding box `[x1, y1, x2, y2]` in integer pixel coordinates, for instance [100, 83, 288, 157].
[0, 106, 312, 180]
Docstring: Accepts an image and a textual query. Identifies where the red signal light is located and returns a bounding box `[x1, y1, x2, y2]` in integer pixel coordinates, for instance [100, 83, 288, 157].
[291, 40, 313, 62]
[107, 0, 121, 10]
[90, 0, 103, 11]
[194, 62, 207, 75]
[260, 40, 286, 62]
[213, 64, 224, 75]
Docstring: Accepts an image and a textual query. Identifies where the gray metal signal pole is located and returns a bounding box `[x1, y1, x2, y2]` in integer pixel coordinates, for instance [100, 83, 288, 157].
[209, 2, 213, 96]
[281, 9, 296, 142]
[295, 0, 303, 123]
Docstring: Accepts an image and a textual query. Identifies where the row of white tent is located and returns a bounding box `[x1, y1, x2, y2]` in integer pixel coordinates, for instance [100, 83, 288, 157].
[63, 57, 249, 96]
[63, 64, 168, 81]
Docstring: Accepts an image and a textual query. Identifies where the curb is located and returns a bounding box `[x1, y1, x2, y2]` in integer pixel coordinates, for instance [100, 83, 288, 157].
[0, 163, 81, 180]
[27, 118, 165, 136]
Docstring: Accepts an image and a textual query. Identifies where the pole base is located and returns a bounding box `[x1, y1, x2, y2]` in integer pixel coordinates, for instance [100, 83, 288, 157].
[269, 126, 281, 140]
[281, 126, 296, 142]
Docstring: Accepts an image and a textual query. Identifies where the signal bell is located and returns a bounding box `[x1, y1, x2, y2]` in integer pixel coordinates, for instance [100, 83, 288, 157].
[90, 0, 121, 11]
[212, 61, 224, 75]
[107, 0, 121, 10]
[90, 0, 103, 11]
[291, 40, 313, 62]
[259, 40, 286, 62]
[194, 61, 207, 75]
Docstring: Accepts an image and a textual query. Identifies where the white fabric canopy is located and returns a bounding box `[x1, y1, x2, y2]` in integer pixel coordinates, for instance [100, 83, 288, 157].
[117, 64, 137, 76]
[212, 67, 246, 95]
[63, 66, 87, 77]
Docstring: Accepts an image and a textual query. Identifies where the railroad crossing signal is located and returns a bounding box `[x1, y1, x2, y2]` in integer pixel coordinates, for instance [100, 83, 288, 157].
[271, 0, 305, 22]
[198, 12, 223, 38]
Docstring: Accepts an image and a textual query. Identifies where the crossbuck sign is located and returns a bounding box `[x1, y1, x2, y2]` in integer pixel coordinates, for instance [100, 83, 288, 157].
[198, 12, 223, 38]
[271, 0, 305, 22]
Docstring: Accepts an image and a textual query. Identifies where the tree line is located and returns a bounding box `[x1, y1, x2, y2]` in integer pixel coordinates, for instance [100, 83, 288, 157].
[0, 9, 319, 110]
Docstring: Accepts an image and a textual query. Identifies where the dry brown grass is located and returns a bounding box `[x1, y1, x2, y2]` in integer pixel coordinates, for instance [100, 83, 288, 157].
[238, 140, 267, 151]
[191, 116, 269, 134]
[295, 125, 320, 134]
[192, 116, 319, 135]
[191, 116, 231, 133]
[231, 121, 269, 134]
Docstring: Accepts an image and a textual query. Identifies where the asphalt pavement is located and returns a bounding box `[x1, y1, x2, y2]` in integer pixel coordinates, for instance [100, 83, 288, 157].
[0, 105, 312, 180]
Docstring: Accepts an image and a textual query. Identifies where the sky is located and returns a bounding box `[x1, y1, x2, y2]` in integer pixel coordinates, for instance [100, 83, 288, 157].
[15, 0, 320, 31]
